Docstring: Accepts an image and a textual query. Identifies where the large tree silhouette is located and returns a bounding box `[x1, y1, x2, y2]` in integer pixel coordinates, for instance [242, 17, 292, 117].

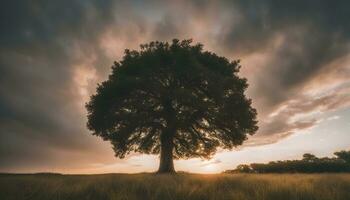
[86, 39, 258, 173]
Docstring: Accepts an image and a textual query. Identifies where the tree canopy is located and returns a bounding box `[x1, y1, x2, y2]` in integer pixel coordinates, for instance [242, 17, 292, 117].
[86, 39, 258, 172]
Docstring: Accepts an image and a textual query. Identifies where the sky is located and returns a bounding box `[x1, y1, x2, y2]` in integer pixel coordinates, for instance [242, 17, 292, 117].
[0, 0, 350, 174]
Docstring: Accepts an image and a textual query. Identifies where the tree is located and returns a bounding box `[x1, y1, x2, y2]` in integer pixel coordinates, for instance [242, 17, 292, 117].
[334, 150, 350, 163]
[302, 153, 318, 162]
[236, 164, 253, 173]
[86, 39, 258, 173]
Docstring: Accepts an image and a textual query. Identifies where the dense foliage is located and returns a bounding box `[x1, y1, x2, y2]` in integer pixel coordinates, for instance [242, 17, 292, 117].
[225, 150, 350, 173]
[86, 39, 258, 172]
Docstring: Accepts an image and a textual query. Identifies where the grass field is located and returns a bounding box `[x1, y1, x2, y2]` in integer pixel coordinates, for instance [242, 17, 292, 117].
[1, 173, 350, 200]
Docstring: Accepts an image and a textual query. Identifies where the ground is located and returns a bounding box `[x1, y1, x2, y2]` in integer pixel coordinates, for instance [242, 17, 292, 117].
[0, 173, 350, 200]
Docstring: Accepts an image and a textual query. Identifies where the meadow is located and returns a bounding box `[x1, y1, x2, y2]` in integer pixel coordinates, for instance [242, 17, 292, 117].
[0, 173, 350, 200]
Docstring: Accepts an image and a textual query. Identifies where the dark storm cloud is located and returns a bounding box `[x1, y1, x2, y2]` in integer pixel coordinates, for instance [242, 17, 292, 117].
[252, 28, 348, 110]
[154, 14, 182, 40]
[1, 0, 350, 172]
[220, 0, 350, 106]
[222, 0, 350, 53]
[0, 0, 118, 170]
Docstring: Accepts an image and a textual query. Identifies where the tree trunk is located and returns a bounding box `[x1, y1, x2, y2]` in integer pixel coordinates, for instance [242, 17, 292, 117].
[158, 99, 176, 173]
[157, 132, 175, 173]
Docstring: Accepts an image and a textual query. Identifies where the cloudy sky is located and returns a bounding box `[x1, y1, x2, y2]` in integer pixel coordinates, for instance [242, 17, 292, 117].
[1, 0, 350, 173]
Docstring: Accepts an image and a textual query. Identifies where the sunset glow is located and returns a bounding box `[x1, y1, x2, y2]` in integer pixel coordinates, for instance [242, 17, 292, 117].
[1, 0, 350, 174]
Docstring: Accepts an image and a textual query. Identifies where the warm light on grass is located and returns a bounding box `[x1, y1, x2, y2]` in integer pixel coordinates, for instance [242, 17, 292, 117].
[1, 173, 350, 200]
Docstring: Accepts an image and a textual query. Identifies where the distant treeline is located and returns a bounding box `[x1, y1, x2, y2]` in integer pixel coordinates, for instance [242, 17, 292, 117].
[224, 150, 350, 173]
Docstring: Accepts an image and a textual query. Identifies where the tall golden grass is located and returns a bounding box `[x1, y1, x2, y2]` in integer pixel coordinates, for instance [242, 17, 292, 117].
[1, 173, 350, 200]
